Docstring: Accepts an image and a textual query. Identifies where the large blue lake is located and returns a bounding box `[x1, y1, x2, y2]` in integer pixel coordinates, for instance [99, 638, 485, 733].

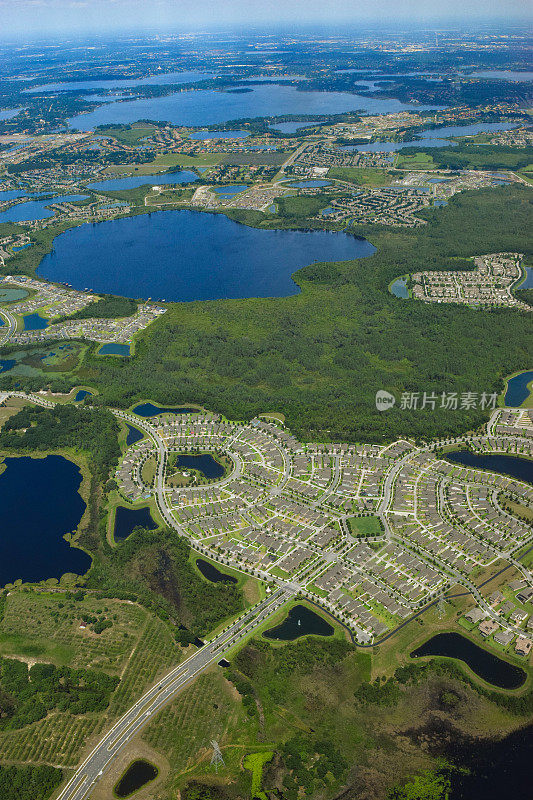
[0, 455, 90, 585]
[87, 171, 197, 191]
[67, 84, 444, 131]
[25, 71, 216, 93]
[38, 209, 375, 301]
[350, 122, 518, 153]
[0, 194, 88, 223]
[505, 371, 533, 407]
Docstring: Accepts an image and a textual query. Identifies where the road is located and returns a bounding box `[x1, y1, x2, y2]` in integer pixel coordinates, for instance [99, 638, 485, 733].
[55, 587, 293, 800]
[0, 307, 17, 345]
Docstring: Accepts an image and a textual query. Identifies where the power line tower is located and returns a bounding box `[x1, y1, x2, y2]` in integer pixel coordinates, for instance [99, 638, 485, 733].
[210, 740, 225, 772]
[436, 598, 446, 619]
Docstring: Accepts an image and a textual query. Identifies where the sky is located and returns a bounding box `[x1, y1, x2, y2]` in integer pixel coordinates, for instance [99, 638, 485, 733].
[0, 0, 531, 37]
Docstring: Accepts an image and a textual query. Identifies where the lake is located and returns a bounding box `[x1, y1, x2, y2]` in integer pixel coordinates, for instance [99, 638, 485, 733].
[174, 453, 225, 479]
[467, 70, 533, 82]
[67, 83, 444, 131]
[114, 759, 158, 798]
[37, 209, 375, 301]
[87, 170, 197, 191]
[0, 455, 90, 585]
[270, 120, 322, 133]
[74, 389, 91, 401]
[411, 632, 526, 689]
[196, 558, 238, 584]
[126, 424, 144, 445]
[263, 604, 334, 640]
[445, 451, 532, 486]
[352, 121, 518, 153]
[23, 312, 48, 330]
[0, 286, 28, 302]
[98, 344, 130, 356]
[133, 402, 200, 417]
[114, 505, 157, 541]
[287, 180, 331, 188]
[26, 71, 216, 93]
[0, 194, 88, 223]
[390, 277, 409, 298]
[212, 184, 249, 198]
[505, 371, 533, 407]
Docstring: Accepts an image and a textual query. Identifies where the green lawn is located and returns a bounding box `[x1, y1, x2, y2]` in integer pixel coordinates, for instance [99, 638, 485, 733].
[327, 167, 393, 186]
[346, 515, 383, 536]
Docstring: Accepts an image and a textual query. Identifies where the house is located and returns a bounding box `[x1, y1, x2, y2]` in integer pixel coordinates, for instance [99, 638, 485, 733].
[510, 609, 528, 625]
[514, 636, 533, 657]
[516, 587, 533, 604]
[479, 619, 499, 637]
[464, 607, 487, 624]
[488, 590, 504, 607]
[493, 630, 514, 647]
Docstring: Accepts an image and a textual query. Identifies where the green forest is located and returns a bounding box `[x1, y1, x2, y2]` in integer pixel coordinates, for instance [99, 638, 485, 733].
[0, 765, 62, 800]
[0, 404, 121, 481]
[76, 185, 531, 443]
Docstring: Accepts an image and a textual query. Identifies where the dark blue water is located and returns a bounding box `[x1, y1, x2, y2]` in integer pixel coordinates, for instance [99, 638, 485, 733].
[126, 424, 144, 445]
[26, 71, 215, 93]
[0, 455, 90, 585]
[0, 359, 16, 373]
[190, 129, 250, 140]
[505, 371, 533, 407]
[264, 604, 334, 640]
[175, 454, 225, 479]
[87, 171, 197, 191]
[0, 190, 26, 201]
[38, 209, 375, 301]
[445, 451, 533, 485]
[212, 184, 248, 197]
[288, 180, 331, 188]
[114, 505, 157, 541]
[98, 343, 130, 356]
[519, 267, 533, 290]
[0, 194, 88, 223]
[12, 243, 33, 252]
[23, 313, 48, 330]
[74, 390, 92, 401]
[353, 122, 518, 153]
[133, 403, 199, 417]
[67, 84, 444, 131]
[270, 120, 322, 133]
[196, 558, 238, 583]
[114, 760, 158, 798]
[390, 277, 409, 298]
[411, 633, 526, 689]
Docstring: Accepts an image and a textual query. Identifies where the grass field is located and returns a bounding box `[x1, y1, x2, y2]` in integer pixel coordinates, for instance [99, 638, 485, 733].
[395, 152, 436, 169]
[327, 166, 393, 186]
[346, 515, 383, 537]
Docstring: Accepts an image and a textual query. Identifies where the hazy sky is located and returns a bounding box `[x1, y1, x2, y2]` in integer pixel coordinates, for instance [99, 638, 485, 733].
[1, 0, 531, 36]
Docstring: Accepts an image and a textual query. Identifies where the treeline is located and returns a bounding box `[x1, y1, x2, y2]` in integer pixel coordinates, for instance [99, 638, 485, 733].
[0, 404, 120, 481]
[0, 657, 118, 729]
[401, 143, 533, 171]
[0, 765, 63, 800]
[86, 528, 243, 636]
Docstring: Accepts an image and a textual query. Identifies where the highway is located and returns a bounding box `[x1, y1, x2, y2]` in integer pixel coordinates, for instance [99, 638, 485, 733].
[55, 587, 293, 800]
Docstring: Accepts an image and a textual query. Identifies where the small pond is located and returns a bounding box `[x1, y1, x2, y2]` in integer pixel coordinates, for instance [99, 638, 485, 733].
[133, 402, 199, 417]
[287, 180, 331, 188]
[23, 313, 48, 330]
[97, 343, 130, 356]
[411, 632, 526, 689]
[445, 451, 532, 486]
[505, 371, 533, 407]
[390, 277, 409, 298]
[263, 604, 334, 640]
[196, 558, 238, 584]
[74, 389, 91, 402]
[114, 759, 158, 798]
[114, 505, 157, 541]
[190, 129, 250, 139]
[212, 184, 249, 198]
[126, 424, 144, 446]
[174, 453, 225, 480]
